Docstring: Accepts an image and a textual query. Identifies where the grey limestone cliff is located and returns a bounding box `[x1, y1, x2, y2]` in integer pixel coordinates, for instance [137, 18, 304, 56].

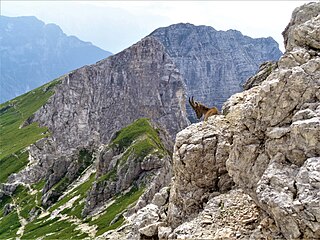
[7, 36, 189, 207]
[150, 23, 282, 121]
[166, 2, 320, 239]
[113, 2, 319, 239]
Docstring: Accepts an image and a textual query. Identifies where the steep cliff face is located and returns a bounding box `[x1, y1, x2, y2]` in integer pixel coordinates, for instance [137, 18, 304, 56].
[150, 23, 282, 121]
[0, 34, 189, 236]
[6, 36, 189, 206]
[0, 16, 111, 103]
[165, 2, 319, 239]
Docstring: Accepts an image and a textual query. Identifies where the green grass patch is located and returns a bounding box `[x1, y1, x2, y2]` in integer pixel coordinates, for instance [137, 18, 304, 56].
[0, 211, 21, 239]
[61, 200, 85, 219]
[32, 179, 46, 191]
[0, 194, 12, 218]
[110, 118, 165, 152]
[49, 173, 95, 214]
[0, 78, 61, 184]
[22, 216, 87, 239]
[97, 168, 117, 183]
[89, 186, 144, 236]
[13, 185, 39, 219]
[0, 150, 29, 183]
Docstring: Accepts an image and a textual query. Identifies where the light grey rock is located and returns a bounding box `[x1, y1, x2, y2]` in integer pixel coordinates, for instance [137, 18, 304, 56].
[170, 189, 282, 240]
[166, 2, 320, 239]
[167, 116, 234, 227]
[282, 2, 320, 52]
[150, 23, 282, 120]
[139, 222, 164, 237]
[129, 203, 160, 230]
[7, 36, 189, 209]
[152, 187, 170, 207]
[158, 226, 172, 240]
[243, 61, 278, 90]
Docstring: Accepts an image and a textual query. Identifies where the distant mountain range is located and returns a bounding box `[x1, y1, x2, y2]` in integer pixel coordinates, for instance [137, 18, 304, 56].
[0, 16, 112, 103]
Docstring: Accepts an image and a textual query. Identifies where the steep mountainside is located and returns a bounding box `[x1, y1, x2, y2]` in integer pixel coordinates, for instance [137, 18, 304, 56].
[0, 36, 188, 239]
[150, 23, 282, 121]
[112, 2, 319, 239]
[0, 16, 112, 103]
[1, 3, 318, 239]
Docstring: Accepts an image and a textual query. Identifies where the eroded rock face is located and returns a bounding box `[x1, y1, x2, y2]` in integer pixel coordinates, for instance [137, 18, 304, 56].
[150, 23, 282, 120]
[282, 2, 320, 52]
[7, 37, 189, 205]
[167, 2, 320, 239]
[226, 3, 320, 238]
[170, 189, 282, 240]
[167, 116, 234, 227]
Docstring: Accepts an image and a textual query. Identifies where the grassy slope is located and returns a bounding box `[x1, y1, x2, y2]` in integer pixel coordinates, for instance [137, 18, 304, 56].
[0, 78, 61, 183]
[0, 78, 61, 238]
[0, 83, 166, 238]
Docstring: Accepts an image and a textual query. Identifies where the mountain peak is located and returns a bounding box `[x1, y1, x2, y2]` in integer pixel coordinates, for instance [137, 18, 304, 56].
[0, 15, 112, 103]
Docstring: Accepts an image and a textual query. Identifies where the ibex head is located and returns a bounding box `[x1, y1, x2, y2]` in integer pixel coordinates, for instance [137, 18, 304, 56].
[189, 96, 219, 121]
[188, 96, 209, 119]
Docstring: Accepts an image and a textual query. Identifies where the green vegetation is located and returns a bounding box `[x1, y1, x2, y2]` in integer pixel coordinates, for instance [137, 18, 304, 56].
[0, 78, 61, 183]
[0, 194, 12, 218]
[22, 216, 87, 239]
[88, 186, 144, 236]
[111, 118, 167, 167]
[0, 150, 29, 184]
[49, 173, 95, 214]
[97, 168, 117, 183]
[0, 211, 21, 239]
[111, 118, 166, 152]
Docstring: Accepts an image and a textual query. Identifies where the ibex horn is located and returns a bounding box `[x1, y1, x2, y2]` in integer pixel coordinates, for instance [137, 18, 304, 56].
[189, 96, 195, 108]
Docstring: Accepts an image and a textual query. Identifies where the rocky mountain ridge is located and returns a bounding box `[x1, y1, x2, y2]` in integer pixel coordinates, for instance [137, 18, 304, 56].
[0, 34, 189, 239]
[0, 2, 318, 239]
[150, 23, 282, 121]
[6, 36, 188, 209]
[104, 2, 319, 239]
[0, 15, 112, 103]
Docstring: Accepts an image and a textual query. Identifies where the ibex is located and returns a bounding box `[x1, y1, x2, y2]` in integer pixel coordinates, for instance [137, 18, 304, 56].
[189, 96, 219, 121]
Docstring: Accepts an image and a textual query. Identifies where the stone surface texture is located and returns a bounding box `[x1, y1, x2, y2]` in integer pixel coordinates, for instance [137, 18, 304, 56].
[165, 2, 320, 239]
[6, 36, 189, 207]
[150, 23, 282, 120]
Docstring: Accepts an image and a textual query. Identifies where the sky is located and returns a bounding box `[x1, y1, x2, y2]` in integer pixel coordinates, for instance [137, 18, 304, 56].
[1, 1, 312, 53]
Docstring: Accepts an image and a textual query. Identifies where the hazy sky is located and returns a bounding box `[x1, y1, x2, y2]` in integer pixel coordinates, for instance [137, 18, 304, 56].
[1, 1, 311, 53]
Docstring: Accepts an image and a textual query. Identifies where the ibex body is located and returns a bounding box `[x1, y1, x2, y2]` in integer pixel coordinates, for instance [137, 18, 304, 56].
[189, 96, 219, 121]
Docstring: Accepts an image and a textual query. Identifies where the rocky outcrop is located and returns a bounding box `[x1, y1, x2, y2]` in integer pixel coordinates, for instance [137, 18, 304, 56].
[83, 119, 172, 216]
[282, 2, 320, 52]
[150, 23, 282, 121]
[164, 2, 320, 239]
[7, 36, 189, 207]
[167, 116, 234, 227]
[0, 16, 111, 103]
[169, 189, 282, 239]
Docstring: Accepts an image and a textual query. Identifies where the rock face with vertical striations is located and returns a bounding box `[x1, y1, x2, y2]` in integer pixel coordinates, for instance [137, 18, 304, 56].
[150, 23, 282, 121]
[6, 36, 189, 207]
[164, 2, 320, 239]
